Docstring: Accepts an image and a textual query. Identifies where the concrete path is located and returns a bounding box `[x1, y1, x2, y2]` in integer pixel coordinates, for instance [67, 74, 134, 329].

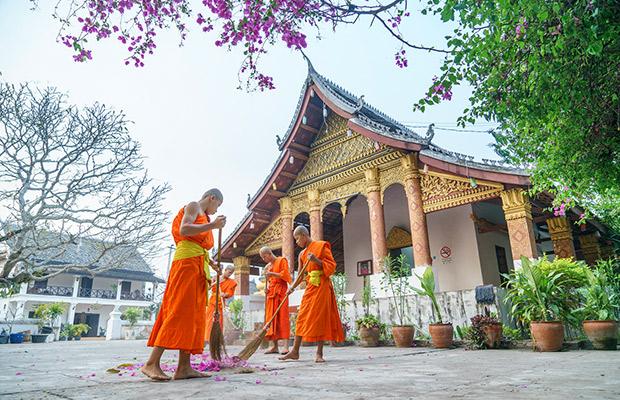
[1, 340, 619, 399]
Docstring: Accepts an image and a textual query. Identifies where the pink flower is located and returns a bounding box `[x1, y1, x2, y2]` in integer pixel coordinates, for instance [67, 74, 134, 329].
[256, 380, 261, 384]
[16, 372, 22, 375]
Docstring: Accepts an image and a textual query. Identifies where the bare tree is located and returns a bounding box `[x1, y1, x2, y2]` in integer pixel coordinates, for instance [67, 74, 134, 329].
[0, 83, 170, 287]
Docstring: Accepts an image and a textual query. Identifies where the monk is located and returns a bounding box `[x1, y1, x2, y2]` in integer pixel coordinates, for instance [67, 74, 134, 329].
[204, 265, 237, 342]
[259, 246, 292, 354]
[141, 189, 226, 381]
[279, 226, 344, 363]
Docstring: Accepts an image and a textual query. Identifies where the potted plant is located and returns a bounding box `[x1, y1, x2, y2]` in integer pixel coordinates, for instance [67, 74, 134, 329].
[356, 276, 381, 347]
[3, 301, 26, 344]
[413, 267, 452, 348]
[227, 298, 245, 345]
[34, 302, 67, 341]
[502, 256, 571, 352]
[72, 323, 90, 340]
[462, 307, 503, 349]
[575, 260, 619, 350]
[332, 272, 349, 346]
[122, 307, 142, 340]
[380, 255, 414, 347]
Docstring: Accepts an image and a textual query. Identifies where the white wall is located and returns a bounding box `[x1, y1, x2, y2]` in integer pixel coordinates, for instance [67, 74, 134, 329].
[383, 184, 410, 236]
[427, 204, 485, 292]
[472, 202, 514, 286]
[342, 195, 373, 300]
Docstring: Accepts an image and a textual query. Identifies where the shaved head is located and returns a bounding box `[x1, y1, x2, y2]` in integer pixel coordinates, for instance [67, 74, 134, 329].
[293, 225, 309, 237]
[202, 188, 223, 202]
[225, 265, 234, 272]
[259, 246, 273, 256]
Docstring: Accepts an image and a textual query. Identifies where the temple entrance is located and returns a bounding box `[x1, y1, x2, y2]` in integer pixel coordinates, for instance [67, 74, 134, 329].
[322, 203, 344, 274]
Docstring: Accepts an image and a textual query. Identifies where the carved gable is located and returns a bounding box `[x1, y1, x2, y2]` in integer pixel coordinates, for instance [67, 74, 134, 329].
[421, 172, 504, 213]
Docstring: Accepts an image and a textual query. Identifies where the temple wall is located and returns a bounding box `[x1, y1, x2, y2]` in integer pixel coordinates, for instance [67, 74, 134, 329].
[382, 184, 410, 239]
[342, 195, 373, 300]
[472, 202, 514, 286]
[427, 204, 485, 292]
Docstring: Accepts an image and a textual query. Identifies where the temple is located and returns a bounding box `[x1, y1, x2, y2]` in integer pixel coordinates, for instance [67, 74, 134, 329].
[220, 62, 613, 299]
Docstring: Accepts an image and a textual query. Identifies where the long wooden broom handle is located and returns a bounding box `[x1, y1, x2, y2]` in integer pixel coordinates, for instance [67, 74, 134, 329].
[263, 258, 311, 331]
[214, 228, 222, 318]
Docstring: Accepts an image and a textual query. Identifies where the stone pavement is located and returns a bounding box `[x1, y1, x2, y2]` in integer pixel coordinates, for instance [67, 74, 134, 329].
[1, 340, 619, 399]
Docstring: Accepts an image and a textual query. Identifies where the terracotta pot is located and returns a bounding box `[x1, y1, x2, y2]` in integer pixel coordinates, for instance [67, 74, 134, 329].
[530, 321, 564, 351]
[429, 323, 453, 349]
[482, 323, 503, 349]
[392, 326, 414, 348]
[359, 327, 381, 347]
[583, 320, 618, 350]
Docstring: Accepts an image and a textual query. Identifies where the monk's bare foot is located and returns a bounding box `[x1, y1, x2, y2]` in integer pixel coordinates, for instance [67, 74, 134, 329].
[174, 368, 212, 380]
[140, 364, 172, 381]
[278, 351, 299, 361]
[315, 355, 325, 363]
[264, 348, 279, 354]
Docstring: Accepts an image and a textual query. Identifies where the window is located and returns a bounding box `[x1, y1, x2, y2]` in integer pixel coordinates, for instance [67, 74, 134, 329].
[495, 246, 509, 284]
[121, 281, 131, 293]
[33, 279, 48, 288]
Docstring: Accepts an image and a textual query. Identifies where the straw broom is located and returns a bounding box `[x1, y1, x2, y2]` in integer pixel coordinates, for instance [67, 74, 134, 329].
[209, 228, 226, 361]
[236, 258, 311, 361]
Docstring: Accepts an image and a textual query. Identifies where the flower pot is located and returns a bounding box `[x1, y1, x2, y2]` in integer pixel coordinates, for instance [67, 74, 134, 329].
[9, 333, 25, 344]
[359, 327, 381, 347]
[124, 326, 140, 340]
[59, 336, 67, 341]
[32, 334, 49, 344]
[583, 320, 618, 350]
[392, 326, 414, 348]
[40, 326, 53, 334]
[482, 323, 503, 349]
[429, 323, 453, 349]
[530, 321, 564, 352]
[74, 335, 82, 341]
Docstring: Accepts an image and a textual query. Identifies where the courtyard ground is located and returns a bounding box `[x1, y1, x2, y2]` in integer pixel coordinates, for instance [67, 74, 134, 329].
[1, 340, 619, 399]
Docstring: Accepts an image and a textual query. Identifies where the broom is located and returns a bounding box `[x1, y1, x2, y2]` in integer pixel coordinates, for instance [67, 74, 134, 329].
[209, 228, 227, 361]
[236, 258, 311, 361]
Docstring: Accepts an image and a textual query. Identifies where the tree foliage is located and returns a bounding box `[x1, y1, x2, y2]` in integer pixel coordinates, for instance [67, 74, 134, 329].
[0, 83, 170, 286]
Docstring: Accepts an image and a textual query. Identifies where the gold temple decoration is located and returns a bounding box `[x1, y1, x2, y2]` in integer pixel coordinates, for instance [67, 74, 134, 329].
[547, 216, 573, 241]
[364, 168, 381, 192]
[245, 217, 283, 256]
[500, 189, 532, 221]
[421, 171, 504, 214]
[386, 226, 412, 250]
[232, 256, 251, 275]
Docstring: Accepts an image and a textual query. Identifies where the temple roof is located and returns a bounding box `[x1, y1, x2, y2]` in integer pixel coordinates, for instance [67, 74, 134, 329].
[220, 62, 532, 262]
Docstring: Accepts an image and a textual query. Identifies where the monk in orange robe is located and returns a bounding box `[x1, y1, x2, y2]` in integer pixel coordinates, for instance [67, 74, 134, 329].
[279, 226, 344, 363]
[204, 265, 237, 341]
[141, 189, 226, 381]
[259, 246, 292, 354]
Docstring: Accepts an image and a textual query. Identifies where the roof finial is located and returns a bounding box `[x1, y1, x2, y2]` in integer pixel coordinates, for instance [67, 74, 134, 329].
[300, 49, 316, 74]
[353, 95, 365, 114]
[423, 123, 435, 145]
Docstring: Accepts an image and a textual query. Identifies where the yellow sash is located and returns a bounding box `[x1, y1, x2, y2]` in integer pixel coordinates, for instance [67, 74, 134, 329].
[173, 240, 212, 287]
[308, 270, 324, 287]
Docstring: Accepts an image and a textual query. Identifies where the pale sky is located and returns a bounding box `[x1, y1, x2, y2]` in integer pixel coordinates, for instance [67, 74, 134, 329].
[0, 1, 500, 278]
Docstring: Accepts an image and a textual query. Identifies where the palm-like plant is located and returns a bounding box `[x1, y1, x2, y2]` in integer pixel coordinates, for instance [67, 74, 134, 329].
[502, 256, 572, 324]
[412, 267, 443, 324]
[576, 266, 619, 321]
[381, 255, 413, 326]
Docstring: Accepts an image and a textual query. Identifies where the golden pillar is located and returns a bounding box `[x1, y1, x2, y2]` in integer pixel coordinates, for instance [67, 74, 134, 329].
[400, 154, 432, 267]
[578, 234, 601, 266]
[500, 189, 538, 260]
[364, 168, 388, 272]
[547, 216, 576, 259]
[233, 256, 251, 295]
[278, 197, 295, 273]
[308, 189, 323, 241]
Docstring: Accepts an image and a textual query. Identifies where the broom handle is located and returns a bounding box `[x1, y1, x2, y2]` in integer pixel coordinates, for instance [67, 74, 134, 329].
[263, 258, 311, 331]
[214, 228, 222, 319]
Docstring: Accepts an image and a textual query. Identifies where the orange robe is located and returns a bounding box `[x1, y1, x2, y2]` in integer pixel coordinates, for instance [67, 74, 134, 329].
[204, 278, 237, 341]
[148, 207, 213, 354]
[295, 241, 344, 342]
[265, 257, 292, 341]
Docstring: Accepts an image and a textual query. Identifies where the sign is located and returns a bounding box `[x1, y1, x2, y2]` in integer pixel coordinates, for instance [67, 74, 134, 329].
[440, 246, 452, 258]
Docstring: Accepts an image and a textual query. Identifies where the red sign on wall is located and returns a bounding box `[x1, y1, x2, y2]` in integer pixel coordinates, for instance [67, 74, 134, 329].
[440, 246, 452, 259]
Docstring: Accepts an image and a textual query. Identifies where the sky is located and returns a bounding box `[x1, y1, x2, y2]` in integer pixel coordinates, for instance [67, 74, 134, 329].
[0, 0, 500, 278]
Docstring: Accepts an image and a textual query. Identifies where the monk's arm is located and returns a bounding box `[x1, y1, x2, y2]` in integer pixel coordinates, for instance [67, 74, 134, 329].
[279, 259, 292, 284]
[179, 201, 226, 236]
[319, 243, 337, 277]
[288, 254, 305, 292]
